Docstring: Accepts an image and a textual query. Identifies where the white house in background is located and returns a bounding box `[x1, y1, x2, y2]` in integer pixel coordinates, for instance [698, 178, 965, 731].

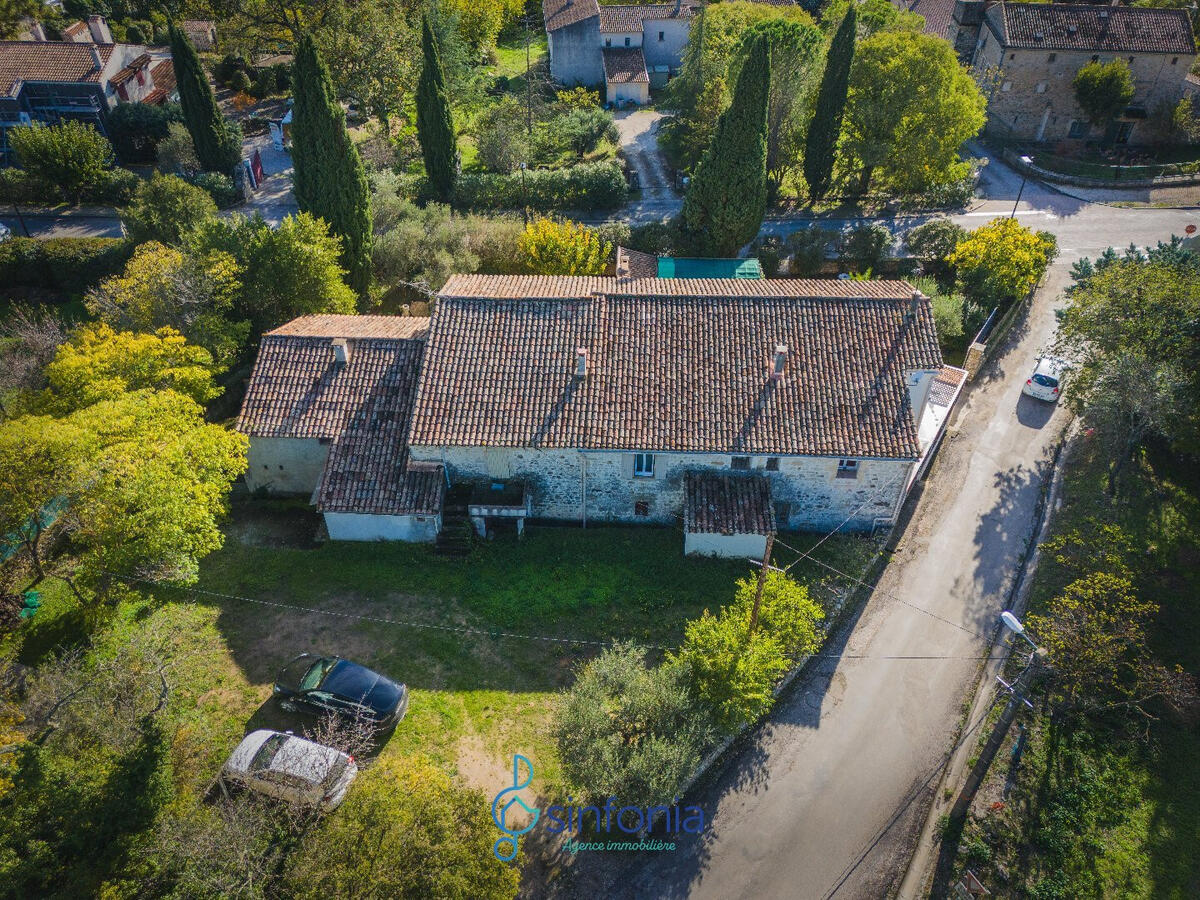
[542, 0, 702, 104]
[238, 277, 966, 557]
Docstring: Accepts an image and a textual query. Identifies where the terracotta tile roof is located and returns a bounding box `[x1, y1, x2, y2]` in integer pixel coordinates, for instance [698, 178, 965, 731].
[410, 287, 943, 459]
[603, 46, 649, 83]
[143, 58, 176, 104]
[928, 366, 967, 408]
[684, 472, 775, 535]
[598, 3, 699, 33]
[62, 22, 90, 40]
[238, 318, 435, 516]
[439, 274, 917, 300]
[987, 3, 1195, 55]
[543, 0, 601, 32]
[109, 51, 150, 86]
[616, 246, 658, 278]
[908, 0, 957, 40]
[267, 314, 430, 340]
[0, 40, 113, 94]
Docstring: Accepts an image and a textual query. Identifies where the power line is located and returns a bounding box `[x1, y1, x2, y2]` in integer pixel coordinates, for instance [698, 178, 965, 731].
[98, 569, 1013, 663]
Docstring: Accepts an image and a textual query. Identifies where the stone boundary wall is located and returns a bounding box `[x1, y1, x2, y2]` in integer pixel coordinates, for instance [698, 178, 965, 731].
[1004, 148, 1200, 189]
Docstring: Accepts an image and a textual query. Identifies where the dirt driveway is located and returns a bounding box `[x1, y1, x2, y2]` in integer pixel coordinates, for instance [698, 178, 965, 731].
[613, 109, 682, 223]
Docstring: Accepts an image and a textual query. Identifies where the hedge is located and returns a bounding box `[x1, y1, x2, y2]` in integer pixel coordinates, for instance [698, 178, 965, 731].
[0, 167, 141, 206]
[391, 161, 628, 212]
[0, 237, 133, 295]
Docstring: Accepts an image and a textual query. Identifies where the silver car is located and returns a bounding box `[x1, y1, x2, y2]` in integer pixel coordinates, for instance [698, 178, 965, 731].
[1022, 355, 1066, 402]
[219, 729, 358, 810]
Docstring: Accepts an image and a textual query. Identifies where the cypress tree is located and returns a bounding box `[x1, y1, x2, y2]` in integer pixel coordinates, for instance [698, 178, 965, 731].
[291, 33, 373, 298]
[804, 7, 856, 202]
[169, 23, 238, 174]
[681, 34, 770, 258]
[416, 13, 457, 203]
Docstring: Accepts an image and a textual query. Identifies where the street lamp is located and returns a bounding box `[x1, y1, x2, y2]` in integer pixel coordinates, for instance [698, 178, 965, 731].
[1000, 610, 1039, 651]
[1010, 155, 1034, 219]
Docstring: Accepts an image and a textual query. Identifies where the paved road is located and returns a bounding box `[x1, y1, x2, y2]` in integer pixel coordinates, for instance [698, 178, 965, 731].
[546, 157, 1196, 900]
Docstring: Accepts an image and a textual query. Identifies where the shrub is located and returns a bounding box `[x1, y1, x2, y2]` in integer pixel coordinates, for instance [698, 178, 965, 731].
[553, 106, 618, 158]
[191, 172, 238, 209]
[591, 221, 630, 257]
[106, 102, 183, 165]
[517, 218, 611, 276]
[156, 122, 201, 178]
[270, 62, 292, 93]
[787, 227, 834, 276]
[0, 167, 45, 204]
[474, 99, 528, 175]
[250, 68, 277, 99]
[948, 217, 1058, 305]
[9, 121, 115, 204]
[454, 161, 627, 212]
[911, 276, 965, 345]
[214, 54, 249, 86]
[121, 173, 218, 245]
[752, 235, 785, 277]
[0, 237, 134, 294]
[228, 70, 252, 94]
[553, 644, 713, 806]
[839, 222, 893, 272]
[904, 218, 965, 281]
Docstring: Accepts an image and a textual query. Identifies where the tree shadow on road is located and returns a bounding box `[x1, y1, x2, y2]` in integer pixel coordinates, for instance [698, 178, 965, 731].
[971, 462, 1048, 626]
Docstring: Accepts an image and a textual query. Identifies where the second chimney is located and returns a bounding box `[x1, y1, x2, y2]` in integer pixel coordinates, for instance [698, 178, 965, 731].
[576, 347, 588, 378]
[909, 290, 922, 319]
[771, 344, 788, 381]
[90, 45, 103, 71]
[87, 15, 112, 44]
[332, 338, 350, 366]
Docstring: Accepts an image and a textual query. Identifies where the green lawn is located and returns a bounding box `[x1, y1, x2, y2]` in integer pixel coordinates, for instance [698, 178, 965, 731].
[491, 29, 548, 83]
[953, 439, 1200, 899]
[9, 503, 875, 802]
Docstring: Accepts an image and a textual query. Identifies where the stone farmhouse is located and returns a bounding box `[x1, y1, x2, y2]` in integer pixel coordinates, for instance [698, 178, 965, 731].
[950, 2, 1196, 144]
[237, 277, 965, 557]
[542, 0, 703, 104]
[1, 16, 176, 165]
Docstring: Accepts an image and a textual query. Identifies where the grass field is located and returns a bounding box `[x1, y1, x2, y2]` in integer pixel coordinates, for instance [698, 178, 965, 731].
[954, 437, 1200, 898]
[8, 501, 876, 803]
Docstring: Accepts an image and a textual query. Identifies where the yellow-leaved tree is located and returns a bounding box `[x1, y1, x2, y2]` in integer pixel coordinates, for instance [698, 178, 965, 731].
[516, 218, 611, 276]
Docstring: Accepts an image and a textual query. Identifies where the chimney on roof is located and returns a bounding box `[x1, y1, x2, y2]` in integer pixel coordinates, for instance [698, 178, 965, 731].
[1099, 9, 1108, 19]
[90, 45, 103, 71]
[576, 347, 588, 378]
[331, 338, 351, 366]
[909, 290, 922, 320]
[770, 344, 788, 381]
[87, 15, 112, 44]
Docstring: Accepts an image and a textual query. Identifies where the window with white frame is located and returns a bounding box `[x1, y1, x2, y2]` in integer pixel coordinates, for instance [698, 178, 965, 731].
[634, 453, 654, 477]
[836, 459, 859, 479]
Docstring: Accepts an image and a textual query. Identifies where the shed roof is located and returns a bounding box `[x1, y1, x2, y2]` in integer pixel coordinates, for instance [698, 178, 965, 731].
[684, 472, 775, 535]
[603, 46, 649, 84]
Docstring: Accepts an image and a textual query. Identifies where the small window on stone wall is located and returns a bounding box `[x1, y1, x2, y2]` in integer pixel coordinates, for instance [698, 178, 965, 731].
[837, 459, 859, 479]
[731, 456, 750, 470]
[1048, 52, 1056, 62]
[766, 457, 780, 471]
[634, 500, 650, 517]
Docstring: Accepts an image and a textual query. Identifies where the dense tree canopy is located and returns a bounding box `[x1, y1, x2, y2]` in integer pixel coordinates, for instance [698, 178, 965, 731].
[121, 173, 218, 247]
[1073, 59, 1135, 129]
[516, 219, 610, 275]
[948, 217, 1058, 305]
[170, 24, 240, 175]
[840, 31, 985, 195]
[9, 121, 113, 204]
[682, 32, 771, 256]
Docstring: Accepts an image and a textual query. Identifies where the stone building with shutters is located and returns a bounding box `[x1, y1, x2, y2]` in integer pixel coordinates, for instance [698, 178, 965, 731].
[951, 2, 1196, 144]
[238, 277, 965, 553]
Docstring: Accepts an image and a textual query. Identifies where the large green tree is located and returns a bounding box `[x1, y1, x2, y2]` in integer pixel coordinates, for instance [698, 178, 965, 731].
[291, 33, 373, 298]
[840, 30, 985, 196]
[169, 24, 240, 175]
[681, 33, 770, 256]
[9, 121, 113, 205]
[1072, 59, 1135, 137]
[804, 6, 855, 201]
[416, 11, 458, 203]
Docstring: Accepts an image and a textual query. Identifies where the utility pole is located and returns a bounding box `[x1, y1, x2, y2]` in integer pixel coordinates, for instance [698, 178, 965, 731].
[950, 647, 1048, 821]
[748, 531, 776, 635]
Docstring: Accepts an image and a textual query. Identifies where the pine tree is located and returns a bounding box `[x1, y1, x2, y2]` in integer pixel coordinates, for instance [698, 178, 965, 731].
[169, 23, 239, 174]
[804, 7, 856, 202]
[416, 12, 458, 203]
[290, 33, 373, 298]
[681, 34, 770, 258]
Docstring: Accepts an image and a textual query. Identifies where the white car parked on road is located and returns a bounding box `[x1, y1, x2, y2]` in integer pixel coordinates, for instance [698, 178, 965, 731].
[1022, 355, 1066, 402]
[219, 729, 358, 810]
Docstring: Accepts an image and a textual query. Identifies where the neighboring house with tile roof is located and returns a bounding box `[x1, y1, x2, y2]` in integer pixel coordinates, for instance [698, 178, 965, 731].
[0, 17, 173, 165]
[238, 280, 964, 551]
[543, 0, 702, 103]
[181, 20, 218, 51]
[953, 2, 1196, 144]
[236, 315, 441, 542]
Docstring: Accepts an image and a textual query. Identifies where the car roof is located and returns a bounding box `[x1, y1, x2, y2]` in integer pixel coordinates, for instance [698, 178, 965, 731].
[1034, 356, 1066, 376]
[269, 736, 345, 782]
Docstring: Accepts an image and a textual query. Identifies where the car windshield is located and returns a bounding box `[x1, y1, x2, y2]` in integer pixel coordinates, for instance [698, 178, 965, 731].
[300, 658, 337, 692]
[249, 733, 287, 772]
[1032, 373, 1058, 388]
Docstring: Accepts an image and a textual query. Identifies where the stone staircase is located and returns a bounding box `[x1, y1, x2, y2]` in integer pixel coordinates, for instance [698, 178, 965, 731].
[434, 494, 472, 557]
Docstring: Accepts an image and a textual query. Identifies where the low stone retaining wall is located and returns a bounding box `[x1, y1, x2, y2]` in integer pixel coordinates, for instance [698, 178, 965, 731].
[1004, 148, 1200, 189]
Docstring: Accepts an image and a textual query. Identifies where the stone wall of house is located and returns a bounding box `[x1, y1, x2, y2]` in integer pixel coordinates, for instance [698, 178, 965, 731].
[549, 19, 605, 87]
[603, 30, 642, 49]
[973, 26, 1195, 143]
[409, 445, 914, 533]
[244, 436, 329, 496]
[642, 18, 690, 70]
[323, 511, 440, 542]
